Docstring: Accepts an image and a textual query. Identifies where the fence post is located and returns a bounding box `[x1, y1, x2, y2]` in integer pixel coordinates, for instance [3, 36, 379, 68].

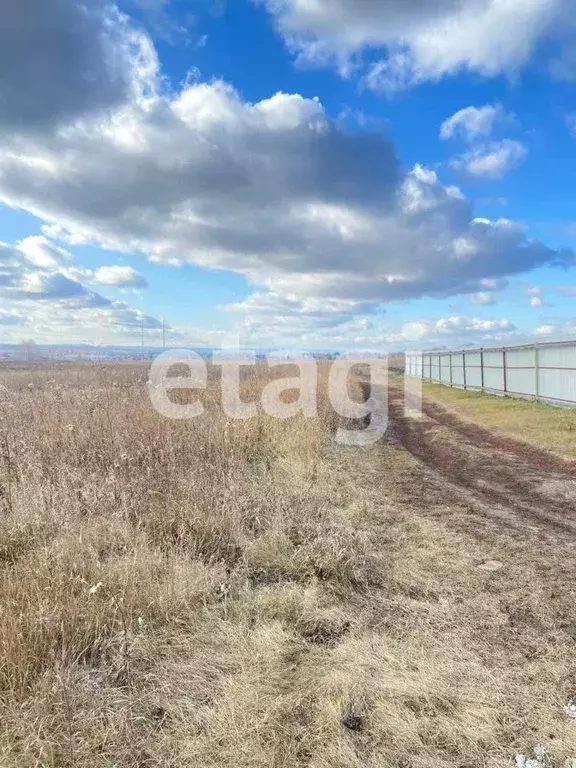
[462, 351, 467, 390]
[450, 353, 453, 387]
[480, 348, 485, 391]
[534, 344, 540, 402]
[503, 347, 508, 395]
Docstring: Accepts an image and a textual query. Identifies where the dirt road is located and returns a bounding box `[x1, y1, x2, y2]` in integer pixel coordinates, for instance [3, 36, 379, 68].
[383, 383, 576, 541]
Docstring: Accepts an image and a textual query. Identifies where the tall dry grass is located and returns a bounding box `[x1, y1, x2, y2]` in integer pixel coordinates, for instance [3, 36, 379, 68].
[1, 361, 576, 768]
[0, 361, 380, 767]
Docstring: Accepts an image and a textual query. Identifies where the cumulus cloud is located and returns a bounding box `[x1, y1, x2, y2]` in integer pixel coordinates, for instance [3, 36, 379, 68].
[17, 235, 72, 268]
[222, 291, 378, 347]
[533, 320, 576, 338]
[449, 139, 527, 180]
[0, 0, 158, 134]
[469, 291, 496, 306]
[0, 79, 567, 315]
[258, 0, 569, 90]
[388, 315, 517, 349]
[225, 292, 374, 325]
[440, 104, 502, 141]
[0, 309, 26, 327]
[222, 289, 520, 351]
[222, 295, 519, 349]
[0, 0, 572, 344]
[526, 288, 553, 308]
[523, 286, 552, 309]
[92, 265, 149, 288]
[15, 271, 110, 305]
[0, 238, 148, 302]
[0, 237, 163, 344]
[4, 299, 165, 346]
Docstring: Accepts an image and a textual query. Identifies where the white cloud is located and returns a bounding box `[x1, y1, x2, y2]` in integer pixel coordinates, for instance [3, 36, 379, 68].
[222, 285, 519, 349]
[0, 0, 572, 346]
[534, 324, 556, 336]
[470, 291, 496, 306]
[222, 291, 378, 347]
[389, 315, 517, 348]
[440, 104, 501, 141]
[0, 67, 565, 313]
[222, 301, 520, 350]
[0, 237, 163, 344]
[17, 235, 72, 268]
[525, 286, 552, 308]
[92, 265, 149, 289]
[0, 309, 26, 327]
[533, 320, 576, 339]
[259, 0, 569, 91]
[225, 292, 373, 323]
[436, 316, 514, 333]
[479, 277, 508, 291]
[0, 239, 148, 304]
[450, 139, 527, 180]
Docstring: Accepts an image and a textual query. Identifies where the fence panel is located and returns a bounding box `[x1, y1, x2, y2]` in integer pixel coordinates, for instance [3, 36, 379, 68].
[406, 352, 423, 377]
[439, 353, 452, 385]
[482, 350, 505, 393]
[464, 351, 483, 389]
[504, 347, 536, 399]
[538, 345, 576, 404]
[406, 340, 576, 408]
[451, 352, 465, 388]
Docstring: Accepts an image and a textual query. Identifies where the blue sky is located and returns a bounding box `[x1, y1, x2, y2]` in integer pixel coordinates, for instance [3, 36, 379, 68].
[1, 0, 576, 350]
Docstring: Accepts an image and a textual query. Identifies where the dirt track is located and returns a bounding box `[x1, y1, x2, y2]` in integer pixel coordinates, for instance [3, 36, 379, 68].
[383, 383, 576, 541]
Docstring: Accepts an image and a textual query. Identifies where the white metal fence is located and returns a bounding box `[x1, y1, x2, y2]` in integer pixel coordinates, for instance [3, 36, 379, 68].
[405, 340, 576, 407]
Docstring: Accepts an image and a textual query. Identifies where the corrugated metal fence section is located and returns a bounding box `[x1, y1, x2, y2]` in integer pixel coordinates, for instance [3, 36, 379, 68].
[405, 340, 576, 407]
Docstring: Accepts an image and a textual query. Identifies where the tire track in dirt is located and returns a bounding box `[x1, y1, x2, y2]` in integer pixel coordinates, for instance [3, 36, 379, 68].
[383, 384, 576, 540]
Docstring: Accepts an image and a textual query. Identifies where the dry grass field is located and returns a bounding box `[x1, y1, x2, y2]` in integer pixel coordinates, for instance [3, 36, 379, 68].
[1, 362, 576, 767]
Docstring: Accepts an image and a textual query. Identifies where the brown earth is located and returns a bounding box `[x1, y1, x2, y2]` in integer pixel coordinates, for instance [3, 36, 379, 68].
[377, 381, 576, 543]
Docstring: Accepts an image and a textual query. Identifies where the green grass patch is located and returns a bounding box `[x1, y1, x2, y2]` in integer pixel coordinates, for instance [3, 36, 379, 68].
[422, 381, 576, 459]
